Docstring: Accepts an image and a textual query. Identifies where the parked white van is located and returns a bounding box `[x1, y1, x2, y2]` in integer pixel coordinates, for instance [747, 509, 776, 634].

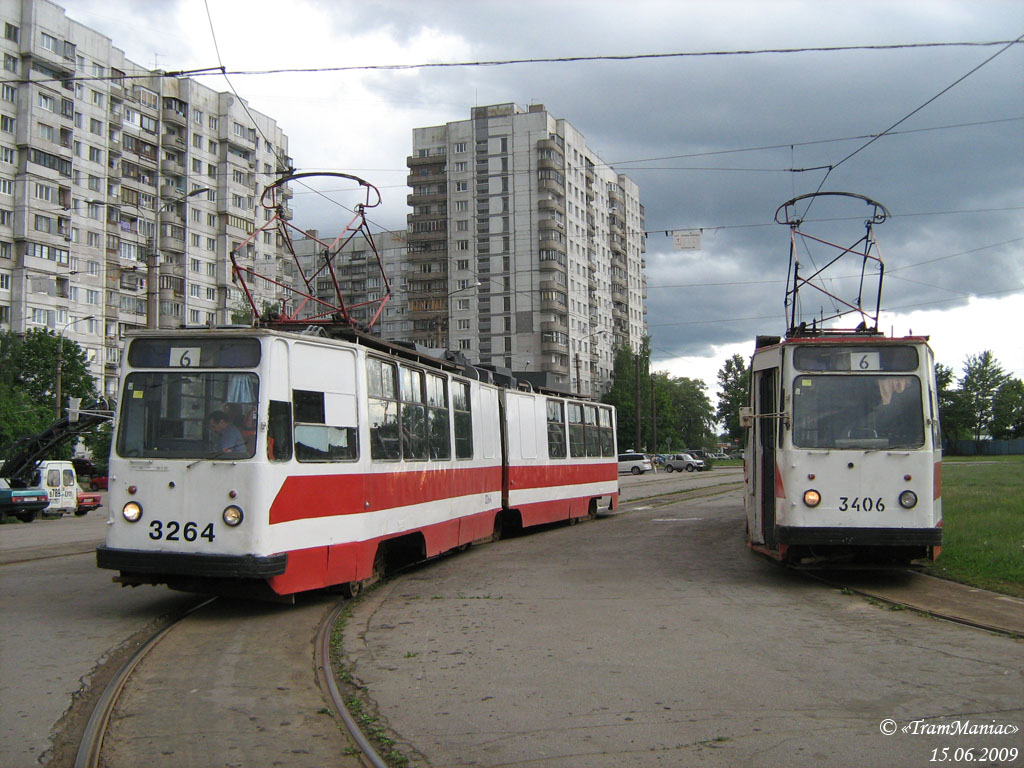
[32, 461, 79, 517]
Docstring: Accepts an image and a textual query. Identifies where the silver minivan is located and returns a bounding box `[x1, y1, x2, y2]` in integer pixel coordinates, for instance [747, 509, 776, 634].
[618, 452, 653, 475]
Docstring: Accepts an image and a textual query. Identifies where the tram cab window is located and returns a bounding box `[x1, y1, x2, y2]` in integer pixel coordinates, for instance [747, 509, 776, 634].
[117, 371, 258, 459]
[792, 375, 925, 450]
[546, 399, 567, 459]
[453, 380, 473, 459]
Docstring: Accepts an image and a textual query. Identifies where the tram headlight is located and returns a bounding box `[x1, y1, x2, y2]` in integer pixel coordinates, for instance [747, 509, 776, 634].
[222, 505, 244, 527]
[802, 489, 821, 508]
[898, 490, 918, 509]
[122, 501, 143, 522]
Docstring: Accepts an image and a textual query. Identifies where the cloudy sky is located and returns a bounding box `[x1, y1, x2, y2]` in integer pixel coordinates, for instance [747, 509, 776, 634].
[61, 0, 1024, 393]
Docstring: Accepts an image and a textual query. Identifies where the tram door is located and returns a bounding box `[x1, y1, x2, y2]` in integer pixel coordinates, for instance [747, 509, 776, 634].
[754, 367, 779, 549]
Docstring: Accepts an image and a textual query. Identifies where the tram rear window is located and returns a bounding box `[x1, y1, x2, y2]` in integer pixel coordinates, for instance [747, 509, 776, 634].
[793, 345, 918, 372]
[128, 337, 261, 368]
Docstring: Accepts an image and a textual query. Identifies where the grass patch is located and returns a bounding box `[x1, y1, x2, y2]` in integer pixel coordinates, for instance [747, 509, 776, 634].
[925, 457, 1024, 597]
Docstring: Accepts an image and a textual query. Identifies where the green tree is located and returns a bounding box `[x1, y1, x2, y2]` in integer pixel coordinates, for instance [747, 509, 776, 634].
[990, 378, 1024, 440]
[959, 351, 1010, 443]
[83, 421, 114, 474]
[935, 363, 971, 447]
[715, 353, 749, 444]
[601, 339, 713, 453]
[602, 342, 646, 451]
[0, 329, 98, 452]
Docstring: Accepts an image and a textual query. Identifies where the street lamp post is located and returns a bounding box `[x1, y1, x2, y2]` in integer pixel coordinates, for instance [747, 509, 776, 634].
[55, 314, 94, 419]
[148, 186, 211, 329]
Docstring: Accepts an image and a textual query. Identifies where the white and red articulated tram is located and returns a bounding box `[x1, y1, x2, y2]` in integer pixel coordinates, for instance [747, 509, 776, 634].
[97, 327, 618, 599]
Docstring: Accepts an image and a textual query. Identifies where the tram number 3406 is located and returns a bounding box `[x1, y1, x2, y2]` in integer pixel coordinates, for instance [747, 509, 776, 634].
[838, 496, 885, 512]
[149, 520, 216, 542]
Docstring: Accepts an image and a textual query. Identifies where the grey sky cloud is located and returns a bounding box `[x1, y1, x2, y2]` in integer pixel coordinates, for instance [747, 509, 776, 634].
[61, 0, 1024, 381]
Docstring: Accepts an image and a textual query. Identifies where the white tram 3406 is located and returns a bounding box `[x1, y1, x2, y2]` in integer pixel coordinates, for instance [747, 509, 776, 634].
[742, 192, 942, 566]
[97, 328, 619, 599]
[742, 333, 942, 566]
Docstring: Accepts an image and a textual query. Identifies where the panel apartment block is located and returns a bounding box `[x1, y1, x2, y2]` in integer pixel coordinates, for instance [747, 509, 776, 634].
[405, 103, 646, 396]
[0, 0, 291, 396]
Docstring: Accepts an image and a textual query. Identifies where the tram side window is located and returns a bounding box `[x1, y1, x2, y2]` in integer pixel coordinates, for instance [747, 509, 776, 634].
[400, 367, 428, 460]
[546, 399, 567, 459]
[583, 405, 601, 457]
[453, 380, 473, 459]
[426, 373, 450, 460]
[267, 400, 292, 461]
[567, 403, 585, 457]
[292, 389, 357, 462]
[598, 407, 615, 456]
[367, 358, 400, 460]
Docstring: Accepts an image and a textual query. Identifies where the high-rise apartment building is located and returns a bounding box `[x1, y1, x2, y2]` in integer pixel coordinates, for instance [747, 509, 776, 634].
[0, 0, 291, 397]
[405, 103, 646, 396]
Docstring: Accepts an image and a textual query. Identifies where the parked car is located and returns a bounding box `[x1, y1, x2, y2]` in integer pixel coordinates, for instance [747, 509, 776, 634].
[88, 476, 108, 491]
[0, 478, 51, 523]
[76, 489, 102, 516]
[663, 453, 706, 472]
[31, 460, 79, 517]
[618, 452, 653, 475]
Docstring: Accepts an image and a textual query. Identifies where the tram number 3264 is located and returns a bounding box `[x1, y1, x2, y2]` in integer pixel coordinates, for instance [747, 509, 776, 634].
[838, 496, 885, 512]
[149, 520, 216, 542]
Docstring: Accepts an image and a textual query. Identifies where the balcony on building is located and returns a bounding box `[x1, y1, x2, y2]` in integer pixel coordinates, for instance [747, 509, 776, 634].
[406, 169, 447, 186]
[163, 132, 187, 151]
[543, 357, 570, 375]
[540, 292, 567, 312]
[541, 315, 568, 333]
[541, 336, 568, 354]
[159, 182, 187, 201]
[537, 176, 565, 196]
[160, 156, 186, 177]
[538, 195, 565, 215]
[161, 106, 187, 127]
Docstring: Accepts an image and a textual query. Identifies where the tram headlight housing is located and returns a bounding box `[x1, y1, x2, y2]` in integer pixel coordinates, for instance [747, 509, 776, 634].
[803, 489, 821, 508]
[898, 490, 918, 509]
[222, 505, 244, 527]
[122, 501, 143, 522]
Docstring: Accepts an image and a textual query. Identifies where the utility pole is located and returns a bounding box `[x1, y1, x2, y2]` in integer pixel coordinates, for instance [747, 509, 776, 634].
[650, 372, 657, 454]
[634, 353, 641, 451]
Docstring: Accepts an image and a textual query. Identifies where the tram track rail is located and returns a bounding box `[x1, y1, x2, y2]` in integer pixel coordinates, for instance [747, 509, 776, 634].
[72, 593, 387, 768]
[73, 597, 217, 768]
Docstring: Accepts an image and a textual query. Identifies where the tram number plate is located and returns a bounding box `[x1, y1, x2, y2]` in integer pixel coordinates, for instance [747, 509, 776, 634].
[838, 496, 885, 512]
[149, 520, 216, 542]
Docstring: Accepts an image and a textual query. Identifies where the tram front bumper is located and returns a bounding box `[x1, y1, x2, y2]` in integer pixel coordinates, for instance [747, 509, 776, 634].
[96, 545, 288, 579]
[777, 526, 942, 547]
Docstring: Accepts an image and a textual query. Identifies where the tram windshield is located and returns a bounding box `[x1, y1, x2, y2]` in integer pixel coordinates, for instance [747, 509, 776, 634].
[116, 371, 259, 459]
[791, 375, 925, 450]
